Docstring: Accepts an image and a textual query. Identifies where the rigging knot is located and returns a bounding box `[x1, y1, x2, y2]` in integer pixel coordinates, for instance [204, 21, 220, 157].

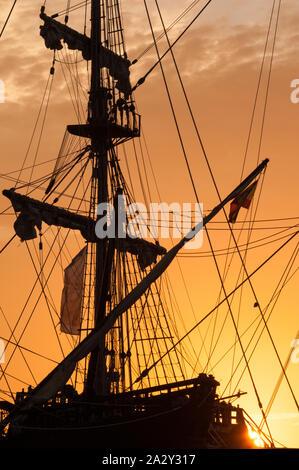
[50, 53, 56, 76]
[38, 229, 43, 250]
[132, 76, 146, 93]
[135, 368, 149, 383]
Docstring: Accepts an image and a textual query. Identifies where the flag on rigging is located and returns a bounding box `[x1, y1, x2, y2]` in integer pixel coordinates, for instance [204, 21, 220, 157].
[228, 181, 258, 223]
[60, 246, 87, 335]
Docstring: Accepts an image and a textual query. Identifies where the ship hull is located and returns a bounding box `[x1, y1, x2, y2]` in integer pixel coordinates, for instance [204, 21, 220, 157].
[3, 399, 210, 449]
[0, 377, 253, 449]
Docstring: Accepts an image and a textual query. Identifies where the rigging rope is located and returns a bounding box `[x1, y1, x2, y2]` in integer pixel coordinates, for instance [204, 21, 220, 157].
[0, 0, 17, 39]
[137, 132, 204, 367]
[217, 244, 298, 397]
[134, 231, 298, 382]
[208, 266, 298, 392]
[132, 0, 213, 92]
[15, 74, 52, 189]
[224, 1, 280, 365]
[25, 173, 90, 389]
[256, 0, 282, 166]
[26, 57, 56, 193]
[153, 0, 254, 382]
[144, 0, 287, 441]
[0, 306, 37, 386]
[0, 166, 92, 393]
[54, 0, 90, 18]
[65, 0, 71, 24]
[143, 0, 210, 365]
[240, 0, 277, 179]
[0, 335, 59, 365]
[229, 247, 299, 412]
[155, 0, 289, 419]
[178, 227, 299, 257]
[133, 0, 207, 63]
[211, 0, 299, 421]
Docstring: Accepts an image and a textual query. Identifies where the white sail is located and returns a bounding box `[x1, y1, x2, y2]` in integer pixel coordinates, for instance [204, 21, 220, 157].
[60, 247, 87, 335]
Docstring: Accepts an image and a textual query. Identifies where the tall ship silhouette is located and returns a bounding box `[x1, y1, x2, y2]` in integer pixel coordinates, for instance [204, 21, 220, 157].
[0, 0, 297, 450]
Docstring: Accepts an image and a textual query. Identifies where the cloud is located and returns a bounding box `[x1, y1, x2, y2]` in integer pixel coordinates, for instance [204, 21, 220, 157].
[268, 412, 299, 422]
[127, 1, 299, 91]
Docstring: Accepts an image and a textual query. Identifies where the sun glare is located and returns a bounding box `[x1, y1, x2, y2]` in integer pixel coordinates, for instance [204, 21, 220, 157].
[248, 429, 264, 448]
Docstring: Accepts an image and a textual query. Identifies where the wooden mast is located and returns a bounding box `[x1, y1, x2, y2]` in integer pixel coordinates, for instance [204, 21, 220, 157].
[85, 0, 110, 396]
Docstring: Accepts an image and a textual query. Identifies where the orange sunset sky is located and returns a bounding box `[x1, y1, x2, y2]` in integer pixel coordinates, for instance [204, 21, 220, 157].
[0, 0, 298, 449]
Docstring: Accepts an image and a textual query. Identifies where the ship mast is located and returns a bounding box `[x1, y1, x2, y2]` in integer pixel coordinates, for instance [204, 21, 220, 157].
[85, 0, 110, 396]
[84, 0, 141, 396]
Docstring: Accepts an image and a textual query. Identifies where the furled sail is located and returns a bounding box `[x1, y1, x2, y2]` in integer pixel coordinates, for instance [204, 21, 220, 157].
[40, 10, 90, 58]
[60, 247, 87, 335]
[0, 159, 269, 433]
[116, 238, 166, 270]
[40, 10, 132, 97]
[3, 189, 166, 269]
[3, 189, 95, 242]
